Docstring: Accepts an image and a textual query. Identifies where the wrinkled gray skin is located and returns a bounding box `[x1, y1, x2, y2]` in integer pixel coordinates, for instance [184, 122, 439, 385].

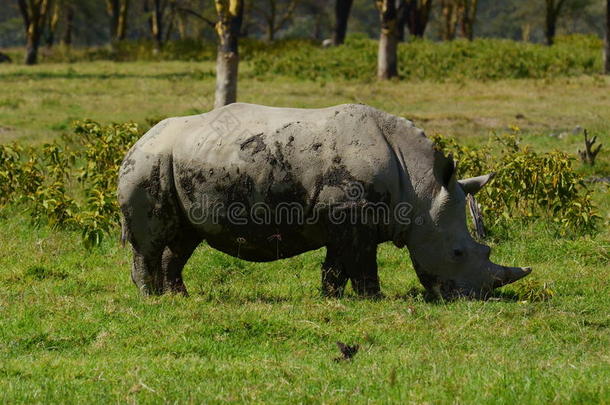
[118, 103, 531, 299]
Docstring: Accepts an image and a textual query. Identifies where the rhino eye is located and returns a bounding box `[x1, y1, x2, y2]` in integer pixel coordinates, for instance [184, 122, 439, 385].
[453, 249, 464, 258]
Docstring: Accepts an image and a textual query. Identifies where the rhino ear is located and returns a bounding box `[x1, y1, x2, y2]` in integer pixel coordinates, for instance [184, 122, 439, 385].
[458, 173, 495, 195]
[435, 152, 456, 187]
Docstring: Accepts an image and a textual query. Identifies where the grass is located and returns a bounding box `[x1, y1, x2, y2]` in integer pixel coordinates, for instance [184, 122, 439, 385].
[0, 60, 609, 403]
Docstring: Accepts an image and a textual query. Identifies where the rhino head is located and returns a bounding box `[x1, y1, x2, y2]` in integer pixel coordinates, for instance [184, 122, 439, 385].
[406, 155, 531, 299]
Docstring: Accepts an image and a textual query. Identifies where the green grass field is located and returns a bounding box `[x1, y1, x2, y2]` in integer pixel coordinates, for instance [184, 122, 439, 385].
[1, 60, 609, 403]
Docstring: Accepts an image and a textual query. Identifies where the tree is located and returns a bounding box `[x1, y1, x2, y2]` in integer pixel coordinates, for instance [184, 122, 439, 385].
[252, 0, 299, 42]
[105, 0, 129, 42]
[61, 1, 73, 46]
[403, 0, 433, 38]
[459, 0, 478, 40]
[375, 0, 399, 79]
[544, 0, 567, 45]
[332, 0, 353, 45]
[440, 0, 478, 41]
[18, 0, 52, 65]
[440, 0, 459, 40]
[604, 0, 610, 75]
[214, 0, 244, 108]
[45, 0, 59, 47]
[144, 0, 178, 51]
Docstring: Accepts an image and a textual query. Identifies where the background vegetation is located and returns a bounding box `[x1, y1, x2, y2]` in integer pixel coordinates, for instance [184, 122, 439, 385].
[1, 59, 609, 402]
[1, 0, 609, 403]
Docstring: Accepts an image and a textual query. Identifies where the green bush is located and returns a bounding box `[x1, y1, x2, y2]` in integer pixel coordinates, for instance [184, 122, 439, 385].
[9, 35, 602, 81]
[432, 133, 600, 236]
[0, 120, 142, 247]
[250, 35, 602, 81]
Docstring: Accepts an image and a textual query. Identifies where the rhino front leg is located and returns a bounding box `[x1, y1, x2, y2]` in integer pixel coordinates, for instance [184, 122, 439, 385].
[348, 242, 380, 298]
[322, 225, 381, 298]
[321, 255, 349, 298]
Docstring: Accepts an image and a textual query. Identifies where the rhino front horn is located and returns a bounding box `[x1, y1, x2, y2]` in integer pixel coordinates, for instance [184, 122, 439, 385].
[491, 265, 532, 288]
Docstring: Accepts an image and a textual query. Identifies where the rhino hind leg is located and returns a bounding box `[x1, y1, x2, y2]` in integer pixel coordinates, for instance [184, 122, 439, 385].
[322, 225, 381, 298]
[161, 227, 202, 295]
[132, 248, 164, 295]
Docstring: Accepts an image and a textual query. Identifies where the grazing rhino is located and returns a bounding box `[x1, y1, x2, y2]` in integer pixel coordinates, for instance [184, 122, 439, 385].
[118, 103, 531, 299]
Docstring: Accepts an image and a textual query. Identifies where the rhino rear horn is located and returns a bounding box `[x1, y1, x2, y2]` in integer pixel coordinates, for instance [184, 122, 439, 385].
[458, 173, 495, 195]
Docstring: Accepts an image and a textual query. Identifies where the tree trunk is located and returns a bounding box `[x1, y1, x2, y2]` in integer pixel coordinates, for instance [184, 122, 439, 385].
[266, 0, 276, 41]
[25, 32, 41, 65]
[62, 2, 74, 46]
[46, 0, 60, 48]
[214, 0, 244, 108]
[396, 0, 407, 41]
[116, 0, 129, 40]
[545, 0, 565, 46]
[460, 0, 477, 41]
[177, 11, 187, 39]
[441, 0, 459, 41]
[152, 0, 164, 51]
[376, 0, 398, 79]
[19, 0, 51, 65]
[405, 0, 433, 38]
[604, 0, 610, 75]
[545, 10, 556, 45]
[107, 0, 129, 42]
[332, 0, 353, 46]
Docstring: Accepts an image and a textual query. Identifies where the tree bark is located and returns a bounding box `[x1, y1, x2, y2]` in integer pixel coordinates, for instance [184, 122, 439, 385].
[404, 0, 433, 38]
[376, 0, 399, 79]
[106, 0, 129, 42]
[117, 0, 129, 40]
[605, 0, 610, 74]
[396, 0, 407, 41]
[46, 0, 60, 48]
[460, 0, 477, 40]
[18, 0, 51, 65]
[61, 1, 73, 46]
[151, 0, 164, 51]
[545, 0, 566, 46]
[440, 0, 459, 40]
[214, 0, 244, 108]
[332, 0, 353, 45]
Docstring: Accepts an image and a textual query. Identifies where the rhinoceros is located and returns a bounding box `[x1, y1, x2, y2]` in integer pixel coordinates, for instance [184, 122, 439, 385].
[118, 103, 531, 299]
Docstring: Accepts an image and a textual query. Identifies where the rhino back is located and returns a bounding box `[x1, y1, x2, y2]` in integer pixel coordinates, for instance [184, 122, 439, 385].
[166, 104, 420, 259]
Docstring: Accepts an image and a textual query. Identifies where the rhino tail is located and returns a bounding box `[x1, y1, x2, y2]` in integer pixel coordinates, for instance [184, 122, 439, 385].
[120, 216, 129, 248]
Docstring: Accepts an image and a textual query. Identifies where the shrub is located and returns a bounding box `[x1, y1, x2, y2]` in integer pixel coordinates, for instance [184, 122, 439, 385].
[432, 133, 600, 236]
[250, 35, 602, 82]
[0, 120, 142, 247]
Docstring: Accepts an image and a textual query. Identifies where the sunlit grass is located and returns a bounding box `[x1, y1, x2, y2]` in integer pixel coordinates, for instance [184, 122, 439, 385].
[0, 61, 609, 403]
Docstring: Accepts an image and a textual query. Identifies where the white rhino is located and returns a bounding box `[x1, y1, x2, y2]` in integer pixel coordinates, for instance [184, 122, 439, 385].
[118, 103, 531, 299]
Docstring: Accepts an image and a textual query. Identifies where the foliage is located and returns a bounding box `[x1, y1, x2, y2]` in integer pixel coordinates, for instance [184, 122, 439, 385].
[0, 121, 142, 248]
[3, 34, 602, 82]
[22, 38, 274, 63]
[250, 35, 603, 81]
[432, 132, 601, 235]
